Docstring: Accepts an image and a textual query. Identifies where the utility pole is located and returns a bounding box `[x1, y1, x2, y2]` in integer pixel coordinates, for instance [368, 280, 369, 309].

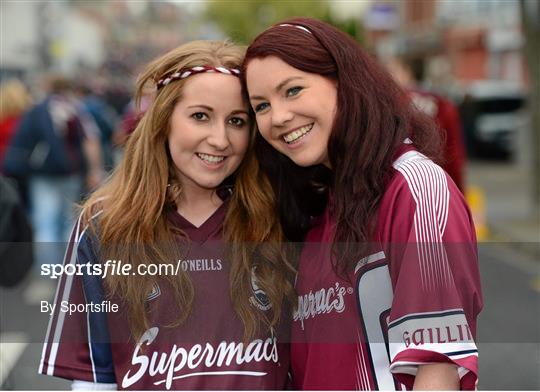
[520, 0, 540, 217]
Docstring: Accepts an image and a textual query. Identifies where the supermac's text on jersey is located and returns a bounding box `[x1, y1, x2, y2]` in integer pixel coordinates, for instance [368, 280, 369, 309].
[40, 258, 223, 279]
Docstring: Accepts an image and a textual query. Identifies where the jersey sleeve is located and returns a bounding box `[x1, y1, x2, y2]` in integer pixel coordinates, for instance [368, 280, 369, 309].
[39, 214, 116, 383]
[382, 157, 483, 390]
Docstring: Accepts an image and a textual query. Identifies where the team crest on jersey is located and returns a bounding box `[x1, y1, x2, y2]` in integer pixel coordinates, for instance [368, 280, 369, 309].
[249, 268, 271, 311]
[146, 283, 161, 302]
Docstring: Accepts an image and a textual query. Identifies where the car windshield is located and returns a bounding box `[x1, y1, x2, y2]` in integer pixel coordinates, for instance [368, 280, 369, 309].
[476, 98, 524, 113]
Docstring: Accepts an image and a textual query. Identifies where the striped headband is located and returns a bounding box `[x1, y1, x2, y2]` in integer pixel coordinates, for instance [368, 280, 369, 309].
[278, 23, 312, 34]
[156, 65, 241, 90]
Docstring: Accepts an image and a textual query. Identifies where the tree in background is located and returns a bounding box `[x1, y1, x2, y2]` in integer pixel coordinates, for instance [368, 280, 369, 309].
[204, 0, 363, 44]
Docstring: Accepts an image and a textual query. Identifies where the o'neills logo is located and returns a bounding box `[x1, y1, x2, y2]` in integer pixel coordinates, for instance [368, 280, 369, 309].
[122, 327, 279, 389]
[180, 258, 222, 272]
[293, 282, 353, 330]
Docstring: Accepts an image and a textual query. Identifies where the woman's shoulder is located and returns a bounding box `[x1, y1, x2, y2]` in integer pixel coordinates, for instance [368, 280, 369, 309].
[390, 149, 450, 195]
[381, 147, 467, 224]
[76, 197, 109, 241]
[380, 148, 459, 216]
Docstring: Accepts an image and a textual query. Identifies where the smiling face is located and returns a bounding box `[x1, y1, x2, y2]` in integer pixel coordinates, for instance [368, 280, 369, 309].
[168, 72, 250, 194]
[246, 56, 337, 168]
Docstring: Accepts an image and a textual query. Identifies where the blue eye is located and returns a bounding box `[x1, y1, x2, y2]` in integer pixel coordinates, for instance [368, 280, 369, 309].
[228, 117, 246, 128]
[254, 102, 269, 113]
[286, 86, 303, 97]
[192, 112, 209, 121]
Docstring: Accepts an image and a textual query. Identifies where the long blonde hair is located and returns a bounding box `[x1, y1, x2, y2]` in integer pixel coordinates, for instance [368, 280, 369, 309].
[82, 40, 295, 342]
[0, 79, 31, 121]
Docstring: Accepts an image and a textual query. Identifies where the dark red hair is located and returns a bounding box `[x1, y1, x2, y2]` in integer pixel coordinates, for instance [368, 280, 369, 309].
[242, 18, 441, 271]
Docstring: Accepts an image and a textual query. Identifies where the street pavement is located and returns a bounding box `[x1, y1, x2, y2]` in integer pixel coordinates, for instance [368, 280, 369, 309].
[477, 243, 539, 389]
[468, 158, 540, 389]
[467, 159, 539, 250]
[0, 158, 538, 390]
[1, 276, 70, 390]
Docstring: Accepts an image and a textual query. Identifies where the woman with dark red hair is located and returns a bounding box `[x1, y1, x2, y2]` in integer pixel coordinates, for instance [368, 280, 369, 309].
[242, 17, 483, 390]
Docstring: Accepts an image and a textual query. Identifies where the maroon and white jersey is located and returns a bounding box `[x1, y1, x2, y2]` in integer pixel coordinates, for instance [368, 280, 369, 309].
[291, 147, 483, 390]
[39, 203, 290, 390]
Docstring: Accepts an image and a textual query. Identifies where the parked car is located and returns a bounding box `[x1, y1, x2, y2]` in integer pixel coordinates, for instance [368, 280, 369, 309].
[459, 80, 528, 159]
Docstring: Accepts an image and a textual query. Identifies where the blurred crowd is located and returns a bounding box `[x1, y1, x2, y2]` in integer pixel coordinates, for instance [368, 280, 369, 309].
[0, 73, 147, 285]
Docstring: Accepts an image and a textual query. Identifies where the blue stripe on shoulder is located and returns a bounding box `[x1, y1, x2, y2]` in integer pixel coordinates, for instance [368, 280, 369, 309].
[78, 229, 116, 383]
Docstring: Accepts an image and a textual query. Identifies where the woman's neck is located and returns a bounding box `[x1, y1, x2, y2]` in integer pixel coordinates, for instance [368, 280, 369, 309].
[176, 184, 223, 228]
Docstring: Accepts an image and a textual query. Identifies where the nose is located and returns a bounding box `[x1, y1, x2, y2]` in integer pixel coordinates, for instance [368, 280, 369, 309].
[207, 123, 230, 151]
[271, 101, 293, 128]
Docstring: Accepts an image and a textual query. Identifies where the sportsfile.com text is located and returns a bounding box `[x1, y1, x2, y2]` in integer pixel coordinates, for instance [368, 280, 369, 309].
[40, 259, 194, 279]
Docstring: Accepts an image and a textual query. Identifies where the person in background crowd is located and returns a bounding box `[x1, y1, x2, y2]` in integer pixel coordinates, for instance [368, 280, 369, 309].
[75, 82, 118, 172]
[0, 175, 33, 288]
[113, 94, 152, 147]
[385, 57, 467, 192]
[2, 75, 103, 247]
[0, 79, 32, 206]
[103, 79, 131, 117]
[459, 93, 478, 158]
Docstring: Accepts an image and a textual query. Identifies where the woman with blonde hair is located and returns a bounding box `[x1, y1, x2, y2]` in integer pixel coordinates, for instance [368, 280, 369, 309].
[0, 79, 32, 160]
[39, 40, 295, 390]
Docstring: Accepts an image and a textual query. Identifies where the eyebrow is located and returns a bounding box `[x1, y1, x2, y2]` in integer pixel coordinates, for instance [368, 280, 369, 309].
[187, 105, 248, 115]
[249, 76, 304, 101]
[230, 109, 249, 116]
[187, 105, 213, 111]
